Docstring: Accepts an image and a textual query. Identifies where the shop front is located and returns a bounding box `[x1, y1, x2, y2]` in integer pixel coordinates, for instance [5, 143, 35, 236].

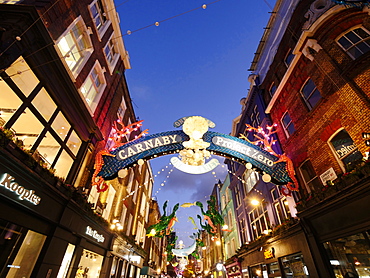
[110, 236, 145, 278]
[299, 177, 370, 278]
[237, 223, 317, 278]
[0, 148, 114, 278]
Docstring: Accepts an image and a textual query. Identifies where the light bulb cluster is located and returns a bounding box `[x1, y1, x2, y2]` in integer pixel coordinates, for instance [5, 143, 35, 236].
[110, 219, 123, 231]
[82, 251, 98, 261]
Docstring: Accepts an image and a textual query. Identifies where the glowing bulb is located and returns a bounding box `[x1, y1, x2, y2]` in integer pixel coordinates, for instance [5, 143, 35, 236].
[251, 199, 260, 206]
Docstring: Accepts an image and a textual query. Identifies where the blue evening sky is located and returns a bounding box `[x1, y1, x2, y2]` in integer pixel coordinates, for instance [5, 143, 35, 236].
[116, 0, 275, 246]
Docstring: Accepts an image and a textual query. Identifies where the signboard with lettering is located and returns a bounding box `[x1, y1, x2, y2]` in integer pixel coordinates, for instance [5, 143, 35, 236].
[86, 226, 105, 243]
[98, 130, 292, 184]
[0, 173, 41, 205]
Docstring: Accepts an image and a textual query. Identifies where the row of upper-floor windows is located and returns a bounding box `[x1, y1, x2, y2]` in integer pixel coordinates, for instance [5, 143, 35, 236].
[236, 192, 291, 242]
[269, 25, 370, 104]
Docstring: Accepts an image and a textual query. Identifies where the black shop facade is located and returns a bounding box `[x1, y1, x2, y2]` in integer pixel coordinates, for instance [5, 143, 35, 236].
[0, 145, 114, 278]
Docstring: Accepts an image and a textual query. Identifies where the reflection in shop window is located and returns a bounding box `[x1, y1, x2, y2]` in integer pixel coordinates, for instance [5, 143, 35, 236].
[324, 231, 370, 278]
[280, 253, 309, 278]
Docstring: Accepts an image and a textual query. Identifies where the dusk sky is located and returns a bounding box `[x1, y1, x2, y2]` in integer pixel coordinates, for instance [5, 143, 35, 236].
[116, 0, 275, 246]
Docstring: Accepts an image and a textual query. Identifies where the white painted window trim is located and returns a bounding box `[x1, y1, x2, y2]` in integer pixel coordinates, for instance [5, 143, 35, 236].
[55, 16, 94, 78]
[327, 127, 349, 173]
[78, 59, 107, 114]
[88, 0, 112, 41]
[103, 32, 120, 74]
[336, 25, 370, 60]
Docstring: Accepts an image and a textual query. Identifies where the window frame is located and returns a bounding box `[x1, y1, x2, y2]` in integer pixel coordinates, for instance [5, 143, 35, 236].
[56, 16, 93, 78]
[336, 25, 370, 60]
[328, 128, 363, 172]
[103, 33, 120, 74]
[298, 159, 321, 192]
[281, 111, 295, 138]
[284, 48, 295, 67]
[269, 82, 277, 97]
[88, 0, 111, 40]
[79, 60, 107, 114]
[300, 78, 322, 110]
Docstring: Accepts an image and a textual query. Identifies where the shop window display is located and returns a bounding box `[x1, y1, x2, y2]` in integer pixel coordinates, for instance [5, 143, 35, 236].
[280, 253, 310, 278]
[75, 250, 103, 278]
[57, 243, 75, 278]
[0, 219, 46, 277]
[0, 56, 83, 179]
[324, 231, 370, 278]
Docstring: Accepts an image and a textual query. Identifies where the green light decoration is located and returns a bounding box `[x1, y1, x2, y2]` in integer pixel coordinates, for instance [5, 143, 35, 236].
[196, 195, 225, 236]
[146, 201, 180, 238]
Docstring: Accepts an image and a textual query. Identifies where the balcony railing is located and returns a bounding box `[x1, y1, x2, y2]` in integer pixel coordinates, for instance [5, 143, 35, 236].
[296, 159, 370, 211]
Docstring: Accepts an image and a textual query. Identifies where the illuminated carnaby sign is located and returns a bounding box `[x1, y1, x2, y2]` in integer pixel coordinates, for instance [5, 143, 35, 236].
[99, 130, 292, 184]
[0, 173, 41, 205]
[117, 134, 182, 160]
[86, 226, 105, 243]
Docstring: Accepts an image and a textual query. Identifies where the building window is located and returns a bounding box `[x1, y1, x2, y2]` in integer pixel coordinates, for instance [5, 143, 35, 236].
[0, 0, 23, 3]
[243, 170, 259, 195]
[250, 105, 260, 128]
[249, 200, 271, 239]
[281, 111, 296, 137]
[299, 159, 322, 192]
[330, 129, 363, 171]
[301, 78, 322, 110]
[280, 253, 309, 277]
[235, 185, 242, 207]
[284, 48, 295, 67]
[271, 187, 279, 201]
[0, 57, 82, 179]
[337, 26, 370, 60]
[323, 231, 370, 278]
[89, 0, 110, 38]
[80, 61, 106, 113]
[104, 35, 119, 73]
[269, 83, 277, 97]
[57, 17, 93, 76]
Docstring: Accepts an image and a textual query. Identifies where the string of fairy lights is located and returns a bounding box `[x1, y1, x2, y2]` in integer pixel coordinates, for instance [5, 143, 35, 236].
[0, 0, 224, 79]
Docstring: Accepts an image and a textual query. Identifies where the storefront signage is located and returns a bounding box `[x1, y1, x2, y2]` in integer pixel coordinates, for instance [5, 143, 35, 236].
[117, 135, 182, 160]
[0, 173, 41, 205]
[264, 247, 275, 259]
[212, 136, 274, 166]
[86, 226, 105, 243]
[320, 167, 338, 185]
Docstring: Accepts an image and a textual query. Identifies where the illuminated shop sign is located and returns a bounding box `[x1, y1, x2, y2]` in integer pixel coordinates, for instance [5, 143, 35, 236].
[86, 226, 105, 243]
[264, 247, 275, 259]
[0, 173, 41, 205]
